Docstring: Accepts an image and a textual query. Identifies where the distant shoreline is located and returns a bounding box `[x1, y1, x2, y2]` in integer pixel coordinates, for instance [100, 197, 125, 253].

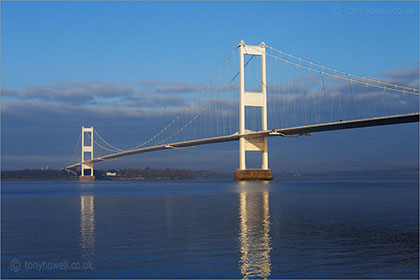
[1, 168, 231, 181]
[2, 175, 418, 182]
[2, 178, 79, 181]
[1, 177, 227, 181]
[1, 168, 418, 181]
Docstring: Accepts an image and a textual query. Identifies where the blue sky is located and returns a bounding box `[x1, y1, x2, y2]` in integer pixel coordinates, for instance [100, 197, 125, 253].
[2, 1, 419, 172]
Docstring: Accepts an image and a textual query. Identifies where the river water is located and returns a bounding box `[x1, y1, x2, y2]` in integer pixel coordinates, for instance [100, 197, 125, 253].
[1, 178, 419, 278]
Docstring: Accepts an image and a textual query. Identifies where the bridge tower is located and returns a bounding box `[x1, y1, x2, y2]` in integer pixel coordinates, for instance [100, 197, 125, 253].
[234, 41, 273, 181]
[80, 126, 95, 181]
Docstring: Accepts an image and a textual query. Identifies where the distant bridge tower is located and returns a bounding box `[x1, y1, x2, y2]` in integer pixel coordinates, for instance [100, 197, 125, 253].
[235, 41, 273, 181]
[80, 126, 95, 181]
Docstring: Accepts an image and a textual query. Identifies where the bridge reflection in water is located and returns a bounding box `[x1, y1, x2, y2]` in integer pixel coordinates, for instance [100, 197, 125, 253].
[80, 195, 95, 258]
[238, 183, 272, 279]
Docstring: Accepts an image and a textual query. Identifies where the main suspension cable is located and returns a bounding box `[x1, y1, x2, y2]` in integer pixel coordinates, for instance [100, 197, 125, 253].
[130, 45, 240, 150]
[267, 45, 419, 93]
[93, 128, 124, 152]
[157, 55, 255, 145]
[67, 131, 81, 166]
[245, 45, 420, 96]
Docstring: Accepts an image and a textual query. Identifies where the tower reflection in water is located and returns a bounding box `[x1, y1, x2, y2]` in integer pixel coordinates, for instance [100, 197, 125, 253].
[238, 182, 272, 279]
[80, 195, 95, 258]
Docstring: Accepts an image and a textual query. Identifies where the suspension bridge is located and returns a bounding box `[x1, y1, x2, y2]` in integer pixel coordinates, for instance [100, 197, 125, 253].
[64, 41, 420, 181]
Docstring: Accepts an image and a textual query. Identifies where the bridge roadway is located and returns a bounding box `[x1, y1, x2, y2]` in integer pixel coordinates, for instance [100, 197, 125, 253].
[65, 112, 419, 170]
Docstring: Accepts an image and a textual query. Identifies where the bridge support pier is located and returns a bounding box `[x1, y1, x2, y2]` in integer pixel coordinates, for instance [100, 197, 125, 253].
[79, 175, 95, 181]
[80, 126, 95, 181]
[235, 41, 273, 181]
[234, 169, 273, 181]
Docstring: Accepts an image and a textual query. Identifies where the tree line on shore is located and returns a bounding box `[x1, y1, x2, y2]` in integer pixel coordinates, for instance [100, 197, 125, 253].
[1, 168, 231, 180]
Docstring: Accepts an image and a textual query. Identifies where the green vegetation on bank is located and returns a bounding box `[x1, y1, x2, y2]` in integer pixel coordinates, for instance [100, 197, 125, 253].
[116, 168, 230, 180]
[279, 168, 419, 178]
[1, 169, 74, 180]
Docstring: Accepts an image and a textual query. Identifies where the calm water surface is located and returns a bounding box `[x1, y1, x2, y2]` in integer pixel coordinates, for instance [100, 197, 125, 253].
[1, 178, 419, 278]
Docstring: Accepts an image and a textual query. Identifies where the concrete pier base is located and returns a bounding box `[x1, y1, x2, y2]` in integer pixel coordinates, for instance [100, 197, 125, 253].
[79, 176, 95, 181]
[234, 169, 273, 181]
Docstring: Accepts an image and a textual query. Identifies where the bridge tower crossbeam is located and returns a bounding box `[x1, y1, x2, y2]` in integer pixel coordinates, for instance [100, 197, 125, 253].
[235, 41, 273, 181]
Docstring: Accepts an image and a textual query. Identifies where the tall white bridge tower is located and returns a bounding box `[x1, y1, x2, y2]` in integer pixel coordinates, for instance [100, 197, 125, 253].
[80, 126, 95, 181]
[235, 41, 273, 180]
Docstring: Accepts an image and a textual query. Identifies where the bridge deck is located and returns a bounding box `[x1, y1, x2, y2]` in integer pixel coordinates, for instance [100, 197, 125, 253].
[65, 113, 419, 170]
